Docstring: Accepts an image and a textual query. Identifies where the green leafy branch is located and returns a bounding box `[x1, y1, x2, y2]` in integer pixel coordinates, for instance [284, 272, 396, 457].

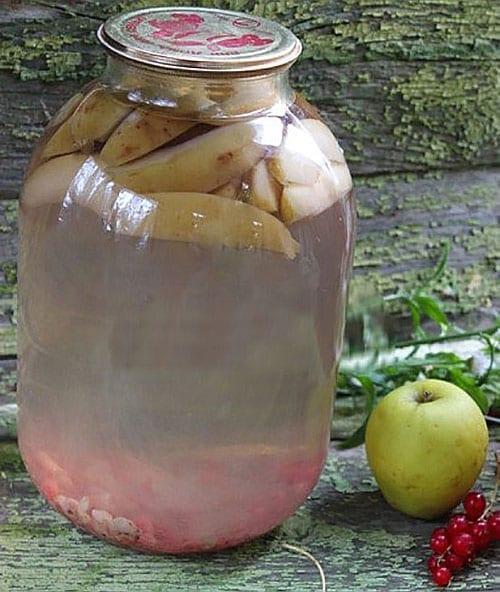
[339, 241, 499, 448]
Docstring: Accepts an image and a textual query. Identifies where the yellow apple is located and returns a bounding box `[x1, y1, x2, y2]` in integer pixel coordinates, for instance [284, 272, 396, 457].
[365, 379, 488, 519]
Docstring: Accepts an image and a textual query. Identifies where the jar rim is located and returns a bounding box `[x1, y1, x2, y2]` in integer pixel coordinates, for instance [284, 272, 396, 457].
[97, 7, 302, 75]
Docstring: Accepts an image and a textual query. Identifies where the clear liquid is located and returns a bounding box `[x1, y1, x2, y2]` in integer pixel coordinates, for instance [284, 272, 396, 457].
[18, 192, 354, 552]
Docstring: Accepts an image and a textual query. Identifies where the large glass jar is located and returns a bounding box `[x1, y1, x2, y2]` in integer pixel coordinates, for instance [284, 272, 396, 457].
[17, 7, 356, 553]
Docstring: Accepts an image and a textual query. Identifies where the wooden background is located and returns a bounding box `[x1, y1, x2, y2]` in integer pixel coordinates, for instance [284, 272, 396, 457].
[0, 1, 499, 591]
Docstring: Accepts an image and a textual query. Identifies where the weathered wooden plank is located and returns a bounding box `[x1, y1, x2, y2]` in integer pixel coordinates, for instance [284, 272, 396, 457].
[0, 441, 498, 591]
[0, 0, 498, 191]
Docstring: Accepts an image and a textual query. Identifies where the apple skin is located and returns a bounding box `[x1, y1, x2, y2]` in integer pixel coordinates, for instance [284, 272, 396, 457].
[365, 379, 488, 520]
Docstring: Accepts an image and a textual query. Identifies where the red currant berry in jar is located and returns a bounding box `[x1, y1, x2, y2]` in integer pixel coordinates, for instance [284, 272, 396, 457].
[428, 555, 439, 573]
[451, 532, 475, 559]
[432, 566, 452, 587]
[443, 551, 465, 573]
[447, 513, 470, 538]
[430, 528, 449, 555]
[487, 511, 500, 541]
[463, 491, 486, 521]
[470, 520, 492, 551]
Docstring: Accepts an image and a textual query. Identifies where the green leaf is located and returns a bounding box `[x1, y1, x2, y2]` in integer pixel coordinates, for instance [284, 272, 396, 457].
[448, 368, 489, 413]
[357, 375, 376, 413]
[419, 240, 451, 289]
[414, 294, 449, 330]
[340, 417, 369, 449]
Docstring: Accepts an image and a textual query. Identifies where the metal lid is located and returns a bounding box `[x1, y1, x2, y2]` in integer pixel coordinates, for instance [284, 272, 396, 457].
[97, 7, 302, 75]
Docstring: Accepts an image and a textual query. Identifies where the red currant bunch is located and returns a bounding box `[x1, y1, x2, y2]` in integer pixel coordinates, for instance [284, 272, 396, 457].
[427, 490, 499, 587]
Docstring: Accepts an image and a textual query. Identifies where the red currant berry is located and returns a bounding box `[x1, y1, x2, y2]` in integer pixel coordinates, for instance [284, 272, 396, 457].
[447, 513, 470, 538]
[432, 566, 452, 587]
[443, 551, 465, 573]
[428, 555, 439, 573]
[430, 528, 449, 555]
[487, 511, 500, 541]
[470, 520, 492, 551]
[463, 491, 487, 521]
[451, 532, 475, 558]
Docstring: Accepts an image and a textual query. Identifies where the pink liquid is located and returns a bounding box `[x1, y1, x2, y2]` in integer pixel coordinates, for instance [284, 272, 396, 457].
[18, 177, 355, 553]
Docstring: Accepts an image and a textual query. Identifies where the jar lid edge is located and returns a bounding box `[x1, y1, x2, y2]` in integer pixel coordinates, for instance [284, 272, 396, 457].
[97, 7, 302, 74]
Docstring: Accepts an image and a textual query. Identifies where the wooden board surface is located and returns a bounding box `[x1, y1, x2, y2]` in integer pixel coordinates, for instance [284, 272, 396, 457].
[0, 4, 498, 588]
[0, 0, 498, 344]
[1, 441, 498, 592]
[0, 0, 498, 189]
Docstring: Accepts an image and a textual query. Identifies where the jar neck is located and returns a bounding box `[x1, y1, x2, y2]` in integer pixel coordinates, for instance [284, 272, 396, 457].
[101, 57, 294, 122]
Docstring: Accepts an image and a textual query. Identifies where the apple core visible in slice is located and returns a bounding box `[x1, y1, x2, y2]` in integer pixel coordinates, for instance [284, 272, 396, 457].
[110, 117, 284, 194]
[22, 153, 88, 208]
[100, 111, 195, 166]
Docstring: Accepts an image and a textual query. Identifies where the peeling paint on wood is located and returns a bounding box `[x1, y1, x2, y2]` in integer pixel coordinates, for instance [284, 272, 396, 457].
[0, 0, 499, 188]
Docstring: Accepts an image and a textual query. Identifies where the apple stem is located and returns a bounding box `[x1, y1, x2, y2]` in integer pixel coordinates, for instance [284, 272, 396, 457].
[419, 391, 433, 403]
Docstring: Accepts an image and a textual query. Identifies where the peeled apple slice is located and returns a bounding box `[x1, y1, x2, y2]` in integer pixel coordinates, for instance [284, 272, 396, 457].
[110, 117, 283, 194]
[247, 160, 281, 213]
[300, 119, 346, 164]
[41, 89, 131, 161]
[100, 110, 195, 166]
[22, 153, 88, 207]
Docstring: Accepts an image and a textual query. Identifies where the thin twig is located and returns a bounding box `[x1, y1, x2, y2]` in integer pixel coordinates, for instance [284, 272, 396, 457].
[479, 451, 499, 520]
[282, 543, 327, 592]
[393, 323, 499, 349]
[39, 99, 52, 123]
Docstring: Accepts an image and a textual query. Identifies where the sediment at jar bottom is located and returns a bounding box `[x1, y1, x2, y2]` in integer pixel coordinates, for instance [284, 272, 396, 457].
[19, 428, 326, 553]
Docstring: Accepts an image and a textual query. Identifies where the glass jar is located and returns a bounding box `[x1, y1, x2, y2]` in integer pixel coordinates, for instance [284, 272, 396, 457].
[17, 7, 356, 553]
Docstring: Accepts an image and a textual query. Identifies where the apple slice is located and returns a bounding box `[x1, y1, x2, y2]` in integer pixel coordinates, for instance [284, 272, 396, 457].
[300, 119, 346, 164]
[110, 117, 283, 194]
[247, 160, 281, 213]
[100, 110, 195, 166]
[22, 153, 88, 208]
[47, 92, 84, 131]
[268, 124, 323, 185]
[330, 162, 353, 199]
[67, 163, 298, 259]
[41, 89, 131, 161]
[280, 172, 336, 225]
[144, 192, 299, 258]
[70, 89, 132, 148]
[212, 178, 242, 199]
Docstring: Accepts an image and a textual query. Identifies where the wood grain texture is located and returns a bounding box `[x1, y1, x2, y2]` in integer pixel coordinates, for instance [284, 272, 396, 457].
[0, 441, 498, 592]
[0, 0, 499, 191]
